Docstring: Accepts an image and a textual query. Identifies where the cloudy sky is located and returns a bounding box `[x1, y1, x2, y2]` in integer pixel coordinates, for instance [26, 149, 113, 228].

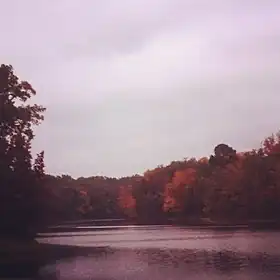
[1, 0, 280, 178]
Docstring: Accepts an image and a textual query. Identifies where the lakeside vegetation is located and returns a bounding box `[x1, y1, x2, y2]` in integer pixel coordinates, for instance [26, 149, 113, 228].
[45, 134, 280, 227]
[2, 63, 280, 241]
[2, 63, 280, 276]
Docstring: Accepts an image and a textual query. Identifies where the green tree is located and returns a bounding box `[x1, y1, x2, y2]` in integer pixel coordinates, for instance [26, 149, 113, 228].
[209, 144, 237, 167]
[0, 64, 46, 238]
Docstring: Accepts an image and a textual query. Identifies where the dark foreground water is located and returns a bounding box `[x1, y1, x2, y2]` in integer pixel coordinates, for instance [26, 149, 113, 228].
[37, 226, 280, 279]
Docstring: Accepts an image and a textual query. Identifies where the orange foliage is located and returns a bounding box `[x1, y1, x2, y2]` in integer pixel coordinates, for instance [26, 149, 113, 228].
[172, 168, 196, 187]
[163, 168, 196, 212]
[198, 157, 208, 164]
[118, 185, 136, 209]
[163, 183, 177, 212]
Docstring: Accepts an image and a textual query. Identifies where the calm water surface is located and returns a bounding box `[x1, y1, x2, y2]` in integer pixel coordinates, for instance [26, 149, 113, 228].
[37, 225, 280, 279]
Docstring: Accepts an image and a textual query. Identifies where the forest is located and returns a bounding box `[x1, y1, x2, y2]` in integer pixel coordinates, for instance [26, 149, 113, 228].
[1, 64, 280, 238]
[46, 137, 280, 226]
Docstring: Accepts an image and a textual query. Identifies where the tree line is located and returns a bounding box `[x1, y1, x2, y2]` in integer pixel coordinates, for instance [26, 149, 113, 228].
[1, 64, 280, 239]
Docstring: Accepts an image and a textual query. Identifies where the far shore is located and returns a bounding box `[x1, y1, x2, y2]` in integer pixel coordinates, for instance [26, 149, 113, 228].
[41, 218, 280, 234]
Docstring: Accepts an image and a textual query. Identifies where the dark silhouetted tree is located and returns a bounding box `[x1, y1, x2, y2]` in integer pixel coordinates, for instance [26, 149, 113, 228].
[0, 64, 46, 238]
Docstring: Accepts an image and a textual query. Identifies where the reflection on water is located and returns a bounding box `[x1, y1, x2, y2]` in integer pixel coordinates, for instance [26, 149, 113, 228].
[39, 249, 280, 280]
[37, 226, 280, 279]
[38, 226, 280, 254]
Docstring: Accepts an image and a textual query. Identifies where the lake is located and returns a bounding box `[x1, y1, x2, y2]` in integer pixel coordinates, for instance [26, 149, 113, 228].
[37, 225, 280, 279]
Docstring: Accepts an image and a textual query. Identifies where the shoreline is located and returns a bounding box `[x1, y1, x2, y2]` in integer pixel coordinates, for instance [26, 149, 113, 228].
[0, 239, 110, 278]
[43, 221, 280, 234]
[0, 238, 110, 263]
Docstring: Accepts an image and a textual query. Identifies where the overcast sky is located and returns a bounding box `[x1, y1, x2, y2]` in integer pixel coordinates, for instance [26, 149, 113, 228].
[1, 0, 280, 178]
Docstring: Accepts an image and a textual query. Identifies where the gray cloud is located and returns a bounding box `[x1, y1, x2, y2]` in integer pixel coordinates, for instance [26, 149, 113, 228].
[1, 0, 280, 177]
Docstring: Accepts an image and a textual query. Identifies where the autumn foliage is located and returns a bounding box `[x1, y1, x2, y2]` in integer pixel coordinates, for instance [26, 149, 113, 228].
[2, 63, 280, 230]
[163, 168, 196, 212]
[40, 132, 280, 225]
[118, 185, 136, 217]
[115, 134, 280, 224]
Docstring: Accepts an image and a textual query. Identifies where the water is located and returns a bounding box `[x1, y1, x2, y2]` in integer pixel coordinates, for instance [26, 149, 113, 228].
[37, 225, 280, 279]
